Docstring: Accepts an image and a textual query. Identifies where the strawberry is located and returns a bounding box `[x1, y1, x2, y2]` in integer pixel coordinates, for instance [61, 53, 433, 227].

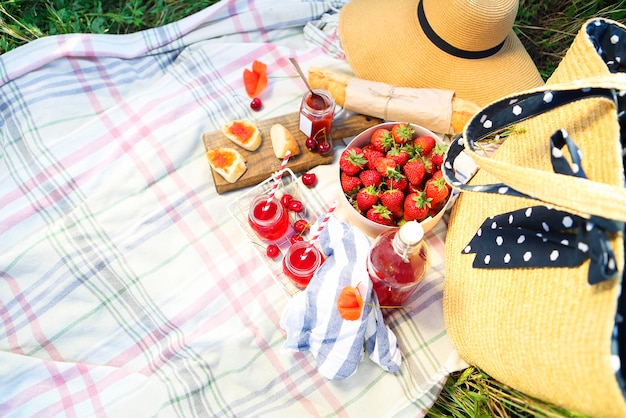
[385, 171, 408, 193]
[429, 200, 446, 218]
[373, 157, 397, 177]
[366, 204, 394, 226]
[370, 128, 394, 153]
[356, 185, 379, 211]
[386, 145, 411, 167]
[430, 143, 448, 168]
[432, 169, 452, 190]
[379, 188, 404, 218]
[359, 169, 382, 187]
[340, 148, 367, 176]
[403, 191, 432, 222]
[363, 148, 384, 170]
[413, 135, 436, 155]
[391, 123, 415, 145]
[422, 155, 437, 178]
[424, 175, 449, 205]
[403, 158, 426, 186]
[341, 172, 362, 195]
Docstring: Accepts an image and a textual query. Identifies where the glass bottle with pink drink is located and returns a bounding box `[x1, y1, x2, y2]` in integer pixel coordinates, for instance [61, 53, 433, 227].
[367, 221, 430, 307]
[248, 194, 290, 242]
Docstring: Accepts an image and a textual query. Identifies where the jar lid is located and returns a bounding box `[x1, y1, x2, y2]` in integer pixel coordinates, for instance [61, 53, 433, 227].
[398, 221, 424, 246]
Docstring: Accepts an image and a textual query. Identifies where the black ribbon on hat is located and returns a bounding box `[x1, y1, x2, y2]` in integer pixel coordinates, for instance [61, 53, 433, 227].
[463, 129, 621, 285]
[417, 0, 505, 60]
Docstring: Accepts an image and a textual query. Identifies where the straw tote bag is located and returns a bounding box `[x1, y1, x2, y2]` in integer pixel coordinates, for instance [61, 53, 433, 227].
[442, 18, 626, 417]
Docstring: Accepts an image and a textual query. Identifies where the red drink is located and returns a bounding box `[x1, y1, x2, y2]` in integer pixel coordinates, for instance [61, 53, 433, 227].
[248, 194, 290, 242]
[299, 89, 335, 156]
[283, 241, 324, 290]
[367, 222, 430, 307]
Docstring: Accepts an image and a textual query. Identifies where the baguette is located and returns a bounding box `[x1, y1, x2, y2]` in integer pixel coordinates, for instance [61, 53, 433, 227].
[270, 124, 301, 159]
[307, 66, 480, 134]
[221, 119, 262, 151]
[206, 147, 247, 183]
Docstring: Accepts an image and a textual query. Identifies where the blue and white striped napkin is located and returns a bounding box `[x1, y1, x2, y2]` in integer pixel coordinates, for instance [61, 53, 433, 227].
[280, 217, 401, 380]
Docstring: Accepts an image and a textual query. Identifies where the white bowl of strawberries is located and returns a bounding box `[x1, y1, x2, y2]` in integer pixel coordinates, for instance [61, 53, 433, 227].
[339, 121, 453, 237]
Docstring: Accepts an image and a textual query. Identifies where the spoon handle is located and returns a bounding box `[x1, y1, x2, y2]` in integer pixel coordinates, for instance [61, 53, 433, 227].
[289, 57, 313, 92]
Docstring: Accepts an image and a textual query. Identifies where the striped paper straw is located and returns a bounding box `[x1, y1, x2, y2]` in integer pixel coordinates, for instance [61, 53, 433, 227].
[265, 150, 291, 206]
[302, 200, 338, 258]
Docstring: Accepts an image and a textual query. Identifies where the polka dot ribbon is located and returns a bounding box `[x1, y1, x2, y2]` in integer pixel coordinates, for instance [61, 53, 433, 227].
[444, 85, 625, 285]
[463, 205, 619, 285]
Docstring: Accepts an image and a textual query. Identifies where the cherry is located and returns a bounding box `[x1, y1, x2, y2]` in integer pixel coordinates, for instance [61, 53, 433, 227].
[289, 234, 304, 244]
[266, 244, 280, 259]
[301, 172, 317, 187]
[317, 140, 331, 155]
[280, 194, 293, 208]
[305, 137, 318, 151]
[287, 199, 304, 213]
[250, 97, 262, 111]
[293, 219, 311, 234]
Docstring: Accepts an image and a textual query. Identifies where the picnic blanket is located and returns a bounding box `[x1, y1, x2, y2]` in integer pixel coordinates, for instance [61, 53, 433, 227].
[0, 1, 466, 416]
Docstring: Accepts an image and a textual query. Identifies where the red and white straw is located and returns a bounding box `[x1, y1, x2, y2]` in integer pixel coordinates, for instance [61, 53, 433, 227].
[302, 200, 338, 257]
[265, 150, 291, 205]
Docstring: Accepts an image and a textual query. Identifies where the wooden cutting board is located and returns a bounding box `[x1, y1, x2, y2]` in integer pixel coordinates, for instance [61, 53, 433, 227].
[202, 113, 383, 194]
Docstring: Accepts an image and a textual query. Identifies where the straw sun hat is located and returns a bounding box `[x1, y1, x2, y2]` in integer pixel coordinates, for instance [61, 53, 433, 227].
[339, 0, 545, 107]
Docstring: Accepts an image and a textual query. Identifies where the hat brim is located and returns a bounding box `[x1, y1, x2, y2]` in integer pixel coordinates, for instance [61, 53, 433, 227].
[339, 0, 544, 107]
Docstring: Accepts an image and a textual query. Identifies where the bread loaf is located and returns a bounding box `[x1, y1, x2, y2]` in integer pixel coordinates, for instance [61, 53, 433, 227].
[206, 147, 247, 183]
[307, 66, 480, 134]
[270, 124, 301, 159]
[221, 119, 262, 151]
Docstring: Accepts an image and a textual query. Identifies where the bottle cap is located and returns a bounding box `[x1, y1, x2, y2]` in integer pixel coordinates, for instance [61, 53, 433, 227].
[398, 221, 424, 246]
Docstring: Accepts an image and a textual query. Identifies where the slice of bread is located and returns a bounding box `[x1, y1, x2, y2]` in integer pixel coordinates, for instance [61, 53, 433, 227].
[206, 147, 247, 183]
[270, 124, 301, 159]
[221, 119, 262, 151]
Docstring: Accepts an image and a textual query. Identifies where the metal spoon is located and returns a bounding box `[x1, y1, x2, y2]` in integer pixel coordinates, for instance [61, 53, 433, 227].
[289, 57, 327, 109]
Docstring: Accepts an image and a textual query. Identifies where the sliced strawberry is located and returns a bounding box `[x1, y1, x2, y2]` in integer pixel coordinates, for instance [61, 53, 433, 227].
[373, 157, 397, 177]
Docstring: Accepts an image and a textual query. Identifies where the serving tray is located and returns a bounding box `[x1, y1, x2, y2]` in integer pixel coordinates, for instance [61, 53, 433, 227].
[227, 168, 326, 298]
[202, 113, 383, 194]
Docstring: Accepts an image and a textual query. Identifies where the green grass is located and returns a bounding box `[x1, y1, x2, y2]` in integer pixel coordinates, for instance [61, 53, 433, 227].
[0, 0, 218, 53]
[516, 0, 626, 78]
[2, 0, 626, 417]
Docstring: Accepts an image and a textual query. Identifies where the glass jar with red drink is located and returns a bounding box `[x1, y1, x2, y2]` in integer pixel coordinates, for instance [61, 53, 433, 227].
[248, 194, 290, 242]
[367, 221, 430, 307]
[299, 89, 335, 156]
[283, 240, 324, 290]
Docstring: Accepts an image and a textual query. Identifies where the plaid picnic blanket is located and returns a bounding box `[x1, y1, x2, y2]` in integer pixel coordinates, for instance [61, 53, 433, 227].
[0, 1, 466, 416]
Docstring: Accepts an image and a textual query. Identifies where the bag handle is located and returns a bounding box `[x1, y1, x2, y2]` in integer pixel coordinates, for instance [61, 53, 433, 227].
[443, 75, 626, 222]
